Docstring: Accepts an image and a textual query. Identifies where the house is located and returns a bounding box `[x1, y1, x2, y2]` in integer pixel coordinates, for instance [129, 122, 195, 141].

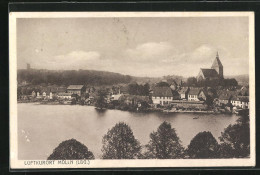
[111, 94, 123, 101]
[152, 86, 173, 106]
[216, 90, 239, 106]
[178, 87, 190, 99]
[58, 93, 72, 99]
[40, 88, 53, 99]
[31, 91, 36, 97]
[118, 95, 150, 106]
[218, 91, 232, 105]
[188, 88, 206, 101]
[197, 52, 224, 81]
[231, 96, 249, 109]
[67, 85, 86, 96]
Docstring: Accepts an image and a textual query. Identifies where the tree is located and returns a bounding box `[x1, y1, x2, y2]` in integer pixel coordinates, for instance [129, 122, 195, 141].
[156, 82, 170, 87]
[223, 78, 238, 87]
[186, 77, 197, 87]
[143, 83, 150, 96]
[47, 139, 94, 160]
[144, 121, 185, 159]
[187, 131, 220, 158]
[219, 115, 250, 158]
[95, 88, 107, 109]
[102, 122, 141, 159]
[128, 83, 150, 96]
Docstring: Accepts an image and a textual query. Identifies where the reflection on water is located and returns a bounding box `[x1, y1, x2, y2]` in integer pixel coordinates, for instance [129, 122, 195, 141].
[18, 103, 239, 160]
[95, 108, 108, 117]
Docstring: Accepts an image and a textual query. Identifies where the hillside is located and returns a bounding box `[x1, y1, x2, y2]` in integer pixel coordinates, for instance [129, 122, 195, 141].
[18, 69, 132, 86]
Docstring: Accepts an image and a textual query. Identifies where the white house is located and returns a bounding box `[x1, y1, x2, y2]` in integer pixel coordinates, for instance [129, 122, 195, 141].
[188, 88, 206, 101]
[178, 87, 190, 100]
[152, 86, 173, 106]
[58, 93, 72, 99]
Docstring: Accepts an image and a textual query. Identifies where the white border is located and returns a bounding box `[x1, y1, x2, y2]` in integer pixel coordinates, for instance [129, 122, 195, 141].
[9, 12, 255, 169]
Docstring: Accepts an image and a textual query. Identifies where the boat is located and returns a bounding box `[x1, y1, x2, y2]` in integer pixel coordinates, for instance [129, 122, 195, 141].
[193, 116, 199, 119]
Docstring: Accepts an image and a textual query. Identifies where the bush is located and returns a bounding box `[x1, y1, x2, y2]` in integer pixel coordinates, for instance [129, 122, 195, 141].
[144, 121, 185, 159]
[187, 131, 220, 159]
[47, 139, 94, 160]
[102, 122, 141, 159]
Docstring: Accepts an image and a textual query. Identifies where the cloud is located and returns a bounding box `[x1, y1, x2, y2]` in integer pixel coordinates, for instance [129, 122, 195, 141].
[54, 50, 100, 62]
[43, 50, 101, 70]
[124, 42, 178, 63]
[28, 44, 248, 78]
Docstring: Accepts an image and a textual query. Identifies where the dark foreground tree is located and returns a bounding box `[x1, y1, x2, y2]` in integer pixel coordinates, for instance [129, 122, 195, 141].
[187, 131, 219, 159]
[102, 122, 141, 159]
[144, 121, 185, 159]
[47, 139, 94, 160]
[219, 115, 250, 158]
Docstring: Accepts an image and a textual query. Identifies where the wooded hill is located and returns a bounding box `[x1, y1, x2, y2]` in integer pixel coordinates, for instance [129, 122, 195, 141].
[18, 69, 132, 86]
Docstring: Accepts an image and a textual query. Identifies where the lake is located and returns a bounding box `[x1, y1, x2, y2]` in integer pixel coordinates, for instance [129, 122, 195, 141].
[18, 103, 239, 160]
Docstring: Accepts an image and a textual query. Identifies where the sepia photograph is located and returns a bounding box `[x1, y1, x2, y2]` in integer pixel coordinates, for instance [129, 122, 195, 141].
[9, 12, 255, 168]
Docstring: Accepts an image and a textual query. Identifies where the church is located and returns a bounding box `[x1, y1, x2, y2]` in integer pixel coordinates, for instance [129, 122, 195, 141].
[197, 52, 224, 81]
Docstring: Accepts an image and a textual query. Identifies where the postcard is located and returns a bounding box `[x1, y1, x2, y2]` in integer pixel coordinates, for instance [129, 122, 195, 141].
[9, 12, 255, 169]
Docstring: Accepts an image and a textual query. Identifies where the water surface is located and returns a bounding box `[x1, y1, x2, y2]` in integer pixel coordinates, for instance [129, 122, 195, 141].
[18, 103, 239, 159]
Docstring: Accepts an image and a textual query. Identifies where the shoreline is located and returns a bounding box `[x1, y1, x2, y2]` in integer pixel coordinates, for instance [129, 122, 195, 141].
[17, 101, 239, 115]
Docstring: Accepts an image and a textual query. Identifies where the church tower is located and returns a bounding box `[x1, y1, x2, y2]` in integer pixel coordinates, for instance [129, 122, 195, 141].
[211, 52, 223, 79]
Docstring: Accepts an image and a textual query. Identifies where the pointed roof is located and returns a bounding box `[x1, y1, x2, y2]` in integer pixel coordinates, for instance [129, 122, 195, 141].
[211, 52, 223, 68]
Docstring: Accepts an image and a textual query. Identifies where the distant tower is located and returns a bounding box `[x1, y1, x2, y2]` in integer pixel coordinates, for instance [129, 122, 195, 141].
[27, 63, 31, 70]
[211, 52, 223, 79]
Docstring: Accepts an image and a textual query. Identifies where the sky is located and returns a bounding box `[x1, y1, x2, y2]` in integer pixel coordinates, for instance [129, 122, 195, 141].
[17, 17, 249, 77]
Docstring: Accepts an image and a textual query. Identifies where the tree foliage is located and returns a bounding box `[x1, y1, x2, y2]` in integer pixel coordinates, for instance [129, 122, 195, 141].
[18, 69, 132, 86]
[128, 83, 150, 96]
[145, 121, 185, 159]
[219, 115, 250, 158]
[102, 122, 141, 159]
[47, 139, 94, 160]
[187, 131, 220, 159]
[186, 77, 197, 87]
[156, 82, 170, 87]
[95, 89, 107, 109]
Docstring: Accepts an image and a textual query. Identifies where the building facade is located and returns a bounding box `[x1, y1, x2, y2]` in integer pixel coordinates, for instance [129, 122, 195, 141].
[188, 88, 206, 101]
[67, 85, 86, 96]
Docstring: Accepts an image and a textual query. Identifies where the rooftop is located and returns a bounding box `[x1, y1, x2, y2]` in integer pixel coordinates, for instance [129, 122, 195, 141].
[67, 85, 85, 90]
[200, 69, 219, 79]
[188, 88, 202, 95]
[153, 86, 173, 97]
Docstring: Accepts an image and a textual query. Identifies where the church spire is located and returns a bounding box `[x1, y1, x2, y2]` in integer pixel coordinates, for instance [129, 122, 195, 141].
[211, 51, 223, 79]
